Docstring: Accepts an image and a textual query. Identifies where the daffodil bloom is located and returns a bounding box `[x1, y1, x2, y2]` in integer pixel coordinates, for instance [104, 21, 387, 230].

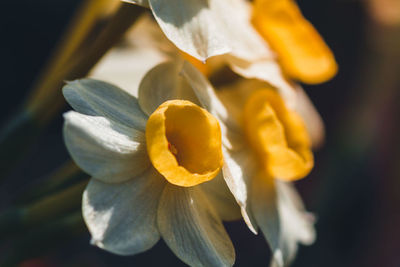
[140, 59, 320, 266]
[121, 14, 300, 108]
[123, 0, 298, 103]
[213, 82, 318, 266]
[252, 0, 338, 84]
[62, 77, 240, 266]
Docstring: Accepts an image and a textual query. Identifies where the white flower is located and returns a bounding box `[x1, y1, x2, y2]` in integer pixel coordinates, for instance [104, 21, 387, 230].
[209, 81, 319, 267]
[62, 76, 240, 266]
[141, 60, 320, 267]
[121, 12, 300, 108]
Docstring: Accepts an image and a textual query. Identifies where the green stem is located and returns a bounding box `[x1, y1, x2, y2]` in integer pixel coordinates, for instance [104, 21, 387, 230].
[0, 180, 88, 240]
[0, 3, 143, 181]
[15, 161, 89, 205]
[1, 212, 85, 267]
[0, 109, 40, 180]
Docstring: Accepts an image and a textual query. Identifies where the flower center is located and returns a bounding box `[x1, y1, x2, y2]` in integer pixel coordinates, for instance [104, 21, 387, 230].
[243, 89, 313, 181]
[146, 100, 223, 187]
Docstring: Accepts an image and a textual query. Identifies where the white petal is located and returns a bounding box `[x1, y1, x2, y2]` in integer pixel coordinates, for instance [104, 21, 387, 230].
[63, 111, 150, 183]
[226, 58, 298, 110]
[90, 46, 167, 98]
[138, 60, 200, 116]
[251, 178, 316, 267]
[63, 79, 148, 131]
[157, 185, 235, 267]
[181, 61, 227, 120]
[293, 86, 325, 149]
[180, 61, 243, 150]
[222, 147, 258, 234]
[149, 0, 231, 61]
[215, 0, 273, 61]
[250, 175, 283, 266]
[90, 15, 171, 97]
[268, 181, 316, 267]
[82, 167, 166, 255]
[275, 181, 316, 246]
[200, 172, 241, 221]
[122, 0, 149, 8]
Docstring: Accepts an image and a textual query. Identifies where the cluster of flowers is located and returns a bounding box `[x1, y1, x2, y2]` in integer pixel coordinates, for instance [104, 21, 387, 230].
[63, 0, 337, 266]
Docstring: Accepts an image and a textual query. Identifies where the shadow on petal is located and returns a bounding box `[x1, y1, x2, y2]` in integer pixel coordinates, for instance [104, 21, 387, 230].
[83, 167, 166, 255]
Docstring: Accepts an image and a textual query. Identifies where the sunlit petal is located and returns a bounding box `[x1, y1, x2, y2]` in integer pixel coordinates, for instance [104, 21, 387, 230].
[82, 167, 165, 255]
[222, 147, 258, 234]
[149, 0, 231, 61]
[138, 60, 199, 116]
[63, 111, 150, 183]
[63, 79, 148, 131]
[158, 184, 235, 267]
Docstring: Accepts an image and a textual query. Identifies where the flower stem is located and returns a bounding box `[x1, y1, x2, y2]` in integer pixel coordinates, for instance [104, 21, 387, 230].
[0, 109, 40, 180]
[0, 180, 88, 240]
[14, 160, 89, 205]
[0, 211, 85, 267]
[0, 3, 143, 181]
[24, 2, 144, 122]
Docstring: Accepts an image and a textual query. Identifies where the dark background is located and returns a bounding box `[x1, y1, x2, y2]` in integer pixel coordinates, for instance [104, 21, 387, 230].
[1, 0, 399, 266]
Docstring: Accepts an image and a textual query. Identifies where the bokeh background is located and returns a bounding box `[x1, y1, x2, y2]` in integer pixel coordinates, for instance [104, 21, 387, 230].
[0, 0, 399, 266]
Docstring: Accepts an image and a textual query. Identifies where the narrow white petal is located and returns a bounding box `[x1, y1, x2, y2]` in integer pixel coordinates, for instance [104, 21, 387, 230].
[63, 111, 150, 183]
[157, 185, 235, 267]
[275, 181, 316, 246]
[138, 60, 200, 116]
[293, 86, 325, 149]
[122, 0, 149, 8]
[200, 172, 241, 221]
[268, 181, 316, 267]
[149, 0, 231, 61]
[251, 178, 316, 267]
[250, 175, 282, 266]
[63, 79, 148, 131]
[83, 167, 166, 255]
[222, 147, 258, 234]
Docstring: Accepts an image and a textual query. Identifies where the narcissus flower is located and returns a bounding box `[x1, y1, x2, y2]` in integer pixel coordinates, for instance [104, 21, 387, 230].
[216, 82, 318, 266]
[252, 0, 338, 84]
[123, 13, 300, 108]
[62, 78, 239, 266]
[141, 59, 319, 266]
